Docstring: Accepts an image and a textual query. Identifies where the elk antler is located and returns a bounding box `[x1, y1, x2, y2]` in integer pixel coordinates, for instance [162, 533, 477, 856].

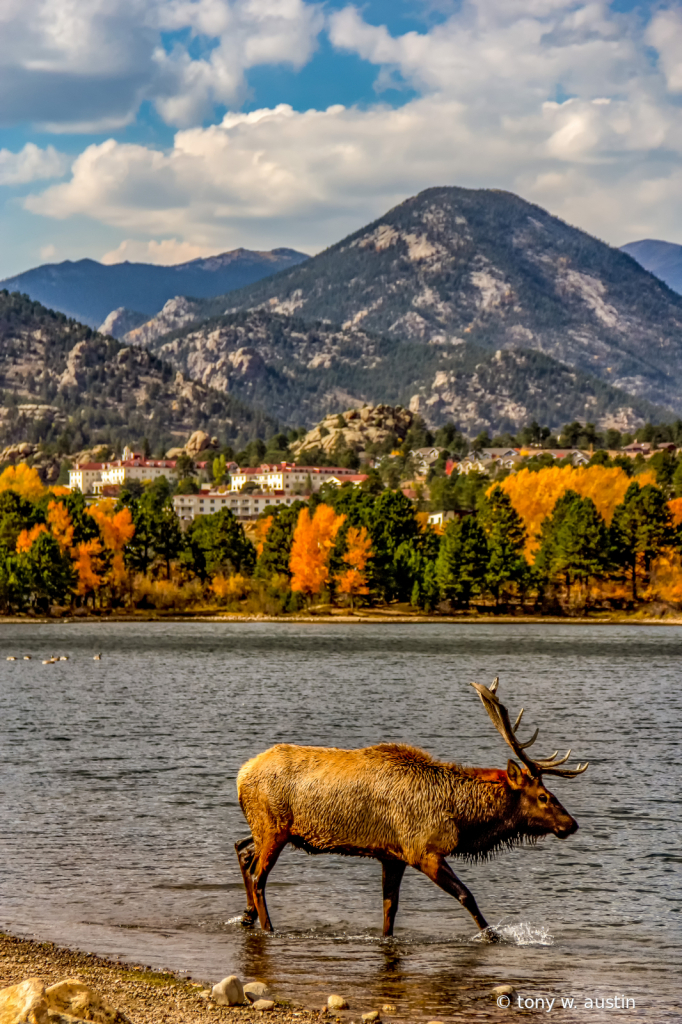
[470, 677, 589, 778]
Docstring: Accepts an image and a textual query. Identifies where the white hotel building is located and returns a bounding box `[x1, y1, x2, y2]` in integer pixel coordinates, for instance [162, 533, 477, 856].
[173, 490, 307, 522]
[229, 462, 357, 493]
[69, 456, 178, 494]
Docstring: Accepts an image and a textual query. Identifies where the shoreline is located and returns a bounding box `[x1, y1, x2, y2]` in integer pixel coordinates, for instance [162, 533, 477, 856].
[0, 931, 324, 1024]
[1, 610, 682, 626]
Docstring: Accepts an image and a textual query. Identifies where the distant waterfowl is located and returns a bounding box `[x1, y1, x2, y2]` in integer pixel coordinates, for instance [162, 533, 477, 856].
[59, 656, 69, 661]
[23, 655, 31, 660]
[6, 656, 16, 661]
[42, 657, 57, 665]
[93, 653, 102, 660]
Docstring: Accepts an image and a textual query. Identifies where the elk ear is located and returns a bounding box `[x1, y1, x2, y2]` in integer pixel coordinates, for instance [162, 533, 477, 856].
[506, 759, 525, 788]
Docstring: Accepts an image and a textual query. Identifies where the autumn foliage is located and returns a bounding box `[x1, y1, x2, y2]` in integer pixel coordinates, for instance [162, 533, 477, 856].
[337, 525, 373, 606]
[16, 523, 47, 553]
[253, 515, 274, 557]
[0, 464, 47, 502]
[86, 500, 135, 589]
[47, 501, 74, 552]
[290, 504, 345, 602]
[495, 465, 657, 554]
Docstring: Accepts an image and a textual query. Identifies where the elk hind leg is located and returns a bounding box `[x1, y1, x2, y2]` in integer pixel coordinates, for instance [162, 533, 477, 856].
[251, 832, 288, 932]
[234, 835, 258, 926]
[380, 859, 406, 937]
[418, 853, 490, 934]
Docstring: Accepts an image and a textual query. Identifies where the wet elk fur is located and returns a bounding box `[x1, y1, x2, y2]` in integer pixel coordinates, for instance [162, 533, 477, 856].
[235, 679, 588, 936]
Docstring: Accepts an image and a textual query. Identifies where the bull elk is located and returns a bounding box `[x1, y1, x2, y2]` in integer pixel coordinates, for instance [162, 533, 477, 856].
[235, 678, 588, 936]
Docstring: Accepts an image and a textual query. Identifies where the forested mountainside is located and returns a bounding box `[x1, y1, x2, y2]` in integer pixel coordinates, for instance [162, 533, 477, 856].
[0, 247, 308, 329]
[621, 240, 682, 296]
[186, 187, 682, 412]
[141, 308, 665, 433]
[0, 291, 277, 452]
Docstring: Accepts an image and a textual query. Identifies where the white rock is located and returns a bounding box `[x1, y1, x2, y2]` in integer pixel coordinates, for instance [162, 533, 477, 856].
[211, 976, 245, 1006]
[491, 985, 516, 997]
[244, 982, 271, 1003]
[362, 1013, 381, 1023]
[252, 999, 275, 1011]
[327, 995, 349, 1010]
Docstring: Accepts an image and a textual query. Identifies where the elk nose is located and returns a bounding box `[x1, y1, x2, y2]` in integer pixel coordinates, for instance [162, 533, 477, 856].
[557, 818, 578, 839]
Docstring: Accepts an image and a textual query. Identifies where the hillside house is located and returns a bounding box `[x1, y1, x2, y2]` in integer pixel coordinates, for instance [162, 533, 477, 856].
[409, 447, 444, 473]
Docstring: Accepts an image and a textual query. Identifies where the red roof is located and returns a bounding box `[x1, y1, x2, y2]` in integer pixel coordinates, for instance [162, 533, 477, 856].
[102, 458, 177, 469]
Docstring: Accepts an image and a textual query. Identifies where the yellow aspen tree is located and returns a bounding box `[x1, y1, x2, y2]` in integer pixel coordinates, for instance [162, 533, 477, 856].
[0, 463, 46, 501]
[495, 464, 656, 555]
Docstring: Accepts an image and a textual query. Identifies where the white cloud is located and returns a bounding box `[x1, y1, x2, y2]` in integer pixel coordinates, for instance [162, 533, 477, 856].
[0, 0, 323, 132]
[20, 0, 682, 250]
[39, 243, 57, 261]
[0, 143, 67, 184]
[101, 237, 217, 264]
[647, 9, 682, 94]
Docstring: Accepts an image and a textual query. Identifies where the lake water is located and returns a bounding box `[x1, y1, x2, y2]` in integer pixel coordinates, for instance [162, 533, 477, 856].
[0, 622, 679, 1022]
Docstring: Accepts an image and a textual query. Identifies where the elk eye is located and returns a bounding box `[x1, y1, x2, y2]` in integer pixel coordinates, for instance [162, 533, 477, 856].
[538, 793, 548, 804]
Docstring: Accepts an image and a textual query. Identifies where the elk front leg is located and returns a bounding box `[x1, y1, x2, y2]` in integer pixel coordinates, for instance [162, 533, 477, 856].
[251, 832, 287, 932]
[418, 853, 490, 933]
[235, 835, 258, 926]
[380, 859, 406, 937]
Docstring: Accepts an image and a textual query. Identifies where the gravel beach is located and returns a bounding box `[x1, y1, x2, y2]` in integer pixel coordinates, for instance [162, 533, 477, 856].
[0, 932, 328, 1024]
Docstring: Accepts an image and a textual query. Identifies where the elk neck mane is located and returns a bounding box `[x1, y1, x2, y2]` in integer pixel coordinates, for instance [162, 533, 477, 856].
[370, 743, 544, 863]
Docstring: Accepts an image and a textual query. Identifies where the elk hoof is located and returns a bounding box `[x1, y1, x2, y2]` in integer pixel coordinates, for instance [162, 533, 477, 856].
[479, 926, 501, 943]
[240, 909, 258, 927]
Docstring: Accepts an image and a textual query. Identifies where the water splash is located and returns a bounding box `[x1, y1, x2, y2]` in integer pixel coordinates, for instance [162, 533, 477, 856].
[471, 922, 554, 946]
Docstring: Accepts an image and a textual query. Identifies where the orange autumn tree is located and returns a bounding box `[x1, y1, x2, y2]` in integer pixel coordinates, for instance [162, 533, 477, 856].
[16, 523, 47, 553]
[47, 500, 74, 553]
[290, 504, 345, 605]
[337, 525, 373, 608]
[254, 515, 274, 557]
[85, 500, 135, 596]
[73, 538, 104, 602]
[495, 464, 657, 556]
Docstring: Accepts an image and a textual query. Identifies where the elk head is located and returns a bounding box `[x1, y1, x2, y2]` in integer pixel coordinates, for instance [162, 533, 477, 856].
[471, 677, 588, 840]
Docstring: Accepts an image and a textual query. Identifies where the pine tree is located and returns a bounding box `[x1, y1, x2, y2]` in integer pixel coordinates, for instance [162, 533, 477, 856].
[610, 482, 675, 601]
[478, 485, 527, 606]
[534, 490, 611, 600]
[435, 516, 487, 607]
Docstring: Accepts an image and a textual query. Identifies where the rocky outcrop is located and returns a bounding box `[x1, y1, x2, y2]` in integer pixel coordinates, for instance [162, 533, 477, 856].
[291, 404, 415, 458]
[165, 429, 219, 459]
[98, 308, 148, 339]
[123, 297, 202, 347]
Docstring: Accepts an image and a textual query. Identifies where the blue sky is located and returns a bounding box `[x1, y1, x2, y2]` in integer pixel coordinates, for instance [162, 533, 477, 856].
[1, 0, 681, 279]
